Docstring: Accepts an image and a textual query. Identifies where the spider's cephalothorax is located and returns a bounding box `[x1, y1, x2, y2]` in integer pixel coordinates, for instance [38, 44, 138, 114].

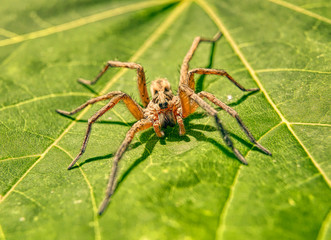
[147, 78, 180, 132]
[56, 32, 271, 215]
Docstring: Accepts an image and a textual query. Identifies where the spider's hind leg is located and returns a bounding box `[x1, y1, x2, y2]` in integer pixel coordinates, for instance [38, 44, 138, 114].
[179, 85, 248, 164]
[192, 91, 271, 155]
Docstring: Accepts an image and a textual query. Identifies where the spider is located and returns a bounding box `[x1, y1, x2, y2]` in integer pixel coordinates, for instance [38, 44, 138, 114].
[56, 32, 271, 215]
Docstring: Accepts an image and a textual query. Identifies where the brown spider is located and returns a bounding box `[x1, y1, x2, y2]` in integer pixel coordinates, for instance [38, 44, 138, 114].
[56, 32, 271, 215]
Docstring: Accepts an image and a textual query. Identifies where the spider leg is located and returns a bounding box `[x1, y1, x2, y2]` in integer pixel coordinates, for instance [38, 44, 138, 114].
[98, 119, 153, 215]
[190, 91, 271, 155]
[78, 60, 150, 107]
[56, 91, 144, 119]
[188, 68, 259, 92]
[64, 92, 145, 170]
[179, 33, 223, 117]
[57, 91, 119, 115]
[179, 85, 248, 165]
[180, 32, 222, 87]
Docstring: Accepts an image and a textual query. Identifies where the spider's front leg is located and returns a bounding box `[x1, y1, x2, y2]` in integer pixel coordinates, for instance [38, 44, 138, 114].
[98, 119, 152, 215]
[78, 60, 150, 107]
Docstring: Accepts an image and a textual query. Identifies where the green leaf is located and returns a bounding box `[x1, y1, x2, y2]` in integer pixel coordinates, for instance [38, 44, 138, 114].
[0, 0, 330, 239]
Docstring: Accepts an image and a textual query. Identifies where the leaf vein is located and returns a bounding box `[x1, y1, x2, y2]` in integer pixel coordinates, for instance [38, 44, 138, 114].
[317, 209, 331, 240]
[196, 0, 331, 189]
[0, 0, 190, 210]
[55, 145, 101, 240]
[215, 122, 283, 239]
[0, 223, 5, 240]
[268, 0, 331, 24]
[256, 68, 331, 74]
[12, 190, 45, 209]
[0, 28, 18, 38]
[290, 122, 331, 127]
[0, 155, 41, 162]
[0, 0, 180, 47]
[0, 92, 95, 112]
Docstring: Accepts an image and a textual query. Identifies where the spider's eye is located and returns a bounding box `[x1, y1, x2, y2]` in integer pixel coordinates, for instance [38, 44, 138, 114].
[154, 90, 158, 95]
[164, 88, 169, 92]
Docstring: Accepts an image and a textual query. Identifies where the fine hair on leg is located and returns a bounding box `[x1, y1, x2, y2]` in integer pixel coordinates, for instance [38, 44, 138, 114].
[179, 85, 248, 164]
[195, 91, 271, 155]
[98, 119, 153, 215]
[56, 92, 145, 169]
[78, 61, 150, 107]
[180, 32, 223, 87]
[188, 68, 259, 92]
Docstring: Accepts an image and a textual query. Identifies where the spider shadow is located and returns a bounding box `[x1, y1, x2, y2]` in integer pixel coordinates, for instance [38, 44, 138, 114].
[113, 109, 264, 194]
[195, 38, 218, 93]
[66, 91, 261, 174]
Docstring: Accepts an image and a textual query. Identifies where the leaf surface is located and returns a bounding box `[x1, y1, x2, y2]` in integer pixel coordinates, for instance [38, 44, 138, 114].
[0, 0, 330, 239]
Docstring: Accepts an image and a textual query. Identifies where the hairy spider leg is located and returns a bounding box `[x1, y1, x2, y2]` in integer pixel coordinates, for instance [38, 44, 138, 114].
[187, 68, 270, 155]
[178, 32, 271, 164]
[179, 85, 248, 164]
[179, 32, 222, 116]
[56, 91, 144, 169]
[190, 91, 271, 155]
[188, 68, 259, 93]
[56, 32, 272, 216]
[78, 61, 150, 107]
[98, 118, 153, 215]
[180, 32, 222, 88]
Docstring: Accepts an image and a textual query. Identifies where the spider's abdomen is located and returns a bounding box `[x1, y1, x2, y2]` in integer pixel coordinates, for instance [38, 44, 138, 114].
[159, 111, 176, 128]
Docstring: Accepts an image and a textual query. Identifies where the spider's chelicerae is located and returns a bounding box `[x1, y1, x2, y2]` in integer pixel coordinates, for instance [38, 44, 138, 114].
[56, 32, 271, 215]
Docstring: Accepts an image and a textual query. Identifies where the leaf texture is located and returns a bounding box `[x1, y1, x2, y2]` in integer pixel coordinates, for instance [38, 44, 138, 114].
[0, 0, 330, 239]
